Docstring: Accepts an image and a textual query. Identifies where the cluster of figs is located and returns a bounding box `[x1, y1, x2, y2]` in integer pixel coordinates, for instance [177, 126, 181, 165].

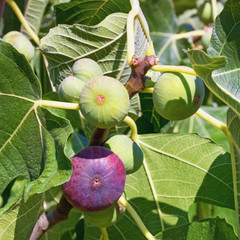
[60, 58, 145, 228]
[2, 29, 205, 227]
[58, 57, 205, 228]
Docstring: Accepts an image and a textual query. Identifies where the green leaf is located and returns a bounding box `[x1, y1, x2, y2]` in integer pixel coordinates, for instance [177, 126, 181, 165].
[173, 106, 229, 152]
[21, 0, 49, 36]
[55, 0, 131, 25]
[0, 40, 73, 206]
[132, 134, 232, 233]
[0, 194, 43, 240]
[186, 0, 240, 114]
[158, 217, 237, 240]
[139, 93, 171, 133]
[141, 0, 191, 65]
[40, 13, 129, 87]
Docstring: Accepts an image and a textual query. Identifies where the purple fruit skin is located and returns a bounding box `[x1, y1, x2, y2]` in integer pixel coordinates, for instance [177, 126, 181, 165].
[62, 146, 126, 212]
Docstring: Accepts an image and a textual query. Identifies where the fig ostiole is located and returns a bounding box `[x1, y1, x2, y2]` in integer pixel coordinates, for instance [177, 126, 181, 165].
[83, 202, 125, 228]
[3, 31, 34, 61]
[62, 146, 126, 212]
[72, 58, 103, 83]
[103, 133, 144, 174]
[58, 75, 85, 103]
[153, 72, 205, 121]
[79, 76, 130, 128]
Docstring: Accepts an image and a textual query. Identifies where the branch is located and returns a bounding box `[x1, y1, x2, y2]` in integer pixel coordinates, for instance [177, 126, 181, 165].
[29, 195, 73, 240]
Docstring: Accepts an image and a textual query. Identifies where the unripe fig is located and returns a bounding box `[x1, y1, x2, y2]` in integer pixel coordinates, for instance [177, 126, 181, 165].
[3, 31, 34, 61]
[153, 72, 205, 121]
[62, 146, 126, 212]
[79, 76, 130, 128]
[58, 75, 85, 103]
[198, 1, 224, 25]
[83, 202, 125, 228]
[104, 134, 143, 174]
[202, 31, 212, 49]
[72, 58, 103, 83]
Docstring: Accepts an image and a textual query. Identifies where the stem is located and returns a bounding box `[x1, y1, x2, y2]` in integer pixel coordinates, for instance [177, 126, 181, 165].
[142, 88, 153, 94]
[173, 30, 205, 40]
[151, 65, 197, 76]
[6, 0, 40, 46]
[211, 0, 218, 21]
[123, 116, 138, 142]
[118, 196, 155, 240]
[226, 131, 240, 239]
[127, 9, 138, 64]
[100, 228, 109, 240]
[196, 108, 227, 134]
[37, 100, 79, 110]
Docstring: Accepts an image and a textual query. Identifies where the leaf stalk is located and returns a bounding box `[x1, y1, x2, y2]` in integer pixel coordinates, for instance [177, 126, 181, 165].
[123, 116, 138, 142]
[6, 0, 40, 46]
[118, 196, 156, 240]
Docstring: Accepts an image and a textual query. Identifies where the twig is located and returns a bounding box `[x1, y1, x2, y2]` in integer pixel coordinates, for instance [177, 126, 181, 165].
[29, 195, 73, 240]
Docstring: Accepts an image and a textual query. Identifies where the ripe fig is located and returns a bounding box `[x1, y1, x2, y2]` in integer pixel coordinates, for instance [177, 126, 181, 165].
[153, 72, 205, 121]
[83, 202, 125, 228]
[79, 76, 130, 128]
[62, 146, 126, 212]
[104, 134, 143, 174]
[58, 75, 85, 103]
[72, 58, 103, 83]
[3, 31, 34, 61]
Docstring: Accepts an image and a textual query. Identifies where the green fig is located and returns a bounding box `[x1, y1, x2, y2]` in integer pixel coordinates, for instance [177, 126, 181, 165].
[72, 58, 103, 82]
[104, 134, 144, 174]
[83, 202, 125, 228]
[153, 72, 205, 121]
[79, 76, 130, 128]
[3, 31, 34, 61]
[58, 75, 85, 103]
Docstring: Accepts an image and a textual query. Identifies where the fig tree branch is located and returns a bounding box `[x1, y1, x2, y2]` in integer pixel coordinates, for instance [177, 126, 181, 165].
[29, 195, 73, 240]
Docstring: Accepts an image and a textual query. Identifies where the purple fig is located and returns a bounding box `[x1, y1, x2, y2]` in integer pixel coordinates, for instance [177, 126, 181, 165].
[62, 146, 126, 212]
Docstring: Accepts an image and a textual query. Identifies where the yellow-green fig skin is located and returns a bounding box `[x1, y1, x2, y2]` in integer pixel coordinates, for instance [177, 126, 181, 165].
[72, 58, 103, 83]
[58, 76, 85, 103]
[79, 76, 130, 129]
[104, 134, 144, 174]
[3, 31, 34, 61]
[83, 202, 125, 228]
[153, 72, 205, 121]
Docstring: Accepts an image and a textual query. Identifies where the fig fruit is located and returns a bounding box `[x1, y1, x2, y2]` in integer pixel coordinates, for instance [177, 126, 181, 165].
[79, 76, 130, 128]
[198, 1, 224, 25]
[104, 134, 143, 174]
[72, 58, 103, 83]
[62, 146, 126, 212]
[83, 202, 125, 228]
[58, 75, 85, 103]
[3, 31, 34, 61]
[153, 72, 205, 121]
